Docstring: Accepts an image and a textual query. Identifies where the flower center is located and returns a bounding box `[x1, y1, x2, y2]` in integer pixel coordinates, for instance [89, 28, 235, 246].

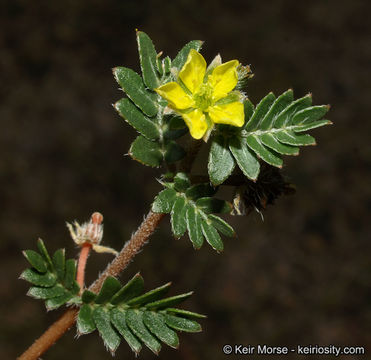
[193, 83, 214, 111]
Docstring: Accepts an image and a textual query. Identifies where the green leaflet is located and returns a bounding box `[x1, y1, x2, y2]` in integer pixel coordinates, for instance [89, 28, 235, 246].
[21, 240, 80, 310]
[186, 206, 204, 249]
[201, 220, 223, 252]
[23, 250, 47, 273]
[110, 308, 142, 354]
[172, 40, 203, 70]
[110, 273, 144, 305]
[146, 292, 194, 310]
[127, 282, 171, 306]
[153, 173, 234, 250]
[208, 134, 235, 186]
[129, 136, 163, 167]
[164, 314, 202, 332]
[152, 188, 177, 213]
[229, 136, 260, 181]
[126, 309, 162, 354]
[171, 196, 188, 238]
[77, 273, 204, 356]
[94, 277, 121, 304]
[93, 306, 121, 353]
[211, 90, 330, 183]
[113, 67, 158, 117]
[77, 304, 96, 335]
[143, 311, 179, 348]
[115, 98, 159, 140]
[136, 31, 160, 89]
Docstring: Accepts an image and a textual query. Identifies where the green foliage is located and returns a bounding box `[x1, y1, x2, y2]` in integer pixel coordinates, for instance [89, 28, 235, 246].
[20, 239, 80, 310]
[209, 90, 332, 183]
[113, 32, 204, 168]
[152, 173, 235, 251]
[77, 273, 204, 355]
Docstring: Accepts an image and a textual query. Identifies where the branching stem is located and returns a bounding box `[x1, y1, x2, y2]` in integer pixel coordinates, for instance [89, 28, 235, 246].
[17, 211, 166, 360]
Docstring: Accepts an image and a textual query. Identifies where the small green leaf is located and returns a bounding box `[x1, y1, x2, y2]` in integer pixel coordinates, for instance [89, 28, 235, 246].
[259, 89, 293, 130]
[28, 284, 66, 299]
[274, 95, 312, 128]
[172, 40, 203, 70]
[164, 141, 186, 163]
[115, 98, 159, 140]
[163, 56, 171, 74]
[275, 130, 316, 146]
[244, 92, 275, 131]
[186, 207, 204, 249]
[208, 215, 235, 237]
[293, 119, 332, 132]
[23, 250, 47, 273]
[143, 311, 179, 348]
[171, 196, 187, 238]
[208, 134, 235, 185]
[229, 137, 260, 180]
[136, 31, 160, 89]
[94, 277, 121, 304]
[185, 183, 216, 200]
[111, 273, 145, 305]
[127, 283, 171, 306]
[292, 105, 329, 125]
[165, 308, 207, 319]
[129, 136, 163, 167]
[113, 67, 157, 117]
[164, 314, 202, 333]
[146, 292, 193, 310]
[64, 259, 77, 290]
[77, 304, 96, 335]
[37, 239, 53, 269]
[82, 290, 98, 304]
[201, 220, 224, 252]
[110, 308, 142, 354]
[173, 172, 191, 191]
[260, 133, 299, 155]
[45, 292, 73, 310]
[196, 198, 231, 214]
[126, 309, 161, 354]
[52, 249, 65, 281]
[246, 135, 283, 167]
[93, 306, 121, 353]
[20, 268, 56, 287]
[243, 99, 255, 122]
[152, 188, 177, 213]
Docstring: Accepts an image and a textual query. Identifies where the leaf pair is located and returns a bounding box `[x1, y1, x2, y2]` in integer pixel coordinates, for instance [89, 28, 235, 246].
[208, 89, 332, 184]
[152, 173, 235, 251]
[114, 31, 203, 168]
[77, 274, 204, 355]
[20, 239, 80, 310]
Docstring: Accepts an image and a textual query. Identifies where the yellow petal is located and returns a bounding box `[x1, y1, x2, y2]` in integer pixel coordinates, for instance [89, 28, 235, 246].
[208, 60, 239, 101]
[179, 49, 207, 94]
[208, 101, 245, 127]
[182, 109, 208, 139]
[155, 82, 194, 110]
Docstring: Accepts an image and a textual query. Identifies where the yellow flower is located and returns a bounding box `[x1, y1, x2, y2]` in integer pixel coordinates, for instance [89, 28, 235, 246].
[155, 49, 245, 140]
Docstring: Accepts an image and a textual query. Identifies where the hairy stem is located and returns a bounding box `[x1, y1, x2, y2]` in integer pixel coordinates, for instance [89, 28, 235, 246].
[17, 308, 78, 360]
[18, 211, 166, 360]
[76, 243, 92, 293]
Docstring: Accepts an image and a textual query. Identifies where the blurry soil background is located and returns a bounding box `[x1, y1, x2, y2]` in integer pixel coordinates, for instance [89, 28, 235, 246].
[1, 0, 370, 359]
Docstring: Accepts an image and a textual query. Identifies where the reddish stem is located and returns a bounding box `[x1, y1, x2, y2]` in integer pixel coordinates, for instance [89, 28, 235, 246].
[76, 243, 91, 292]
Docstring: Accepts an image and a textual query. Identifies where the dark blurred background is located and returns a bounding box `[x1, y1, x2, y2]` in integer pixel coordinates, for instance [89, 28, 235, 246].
[1, 0, 370, 359]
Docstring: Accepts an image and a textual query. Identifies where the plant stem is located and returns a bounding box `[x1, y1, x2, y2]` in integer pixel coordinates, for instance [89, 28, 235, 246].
[17, 308, 78, 360]
[17, 211, 166, 360]
[76, 243, 91, 293]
